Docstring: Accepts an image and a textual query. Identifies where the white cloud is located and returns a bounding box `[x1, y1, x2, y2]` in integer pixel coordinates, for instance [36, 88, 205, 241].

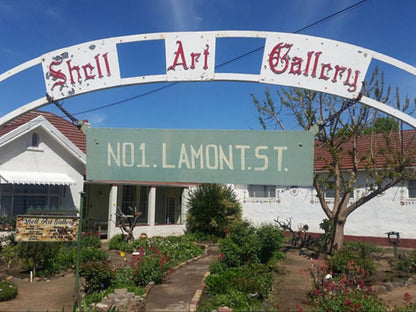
[84, 112, 107, 127]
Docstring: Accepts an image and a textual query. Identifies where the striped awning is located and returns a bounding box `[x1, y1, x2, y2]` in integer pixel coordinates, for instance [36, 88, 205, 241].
[0, 170, 76, 185]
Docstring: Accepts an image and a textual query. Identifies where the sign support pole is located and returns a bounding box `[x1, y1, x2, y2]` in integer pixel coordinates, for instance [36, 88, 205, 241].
[73, 192, 85, 312]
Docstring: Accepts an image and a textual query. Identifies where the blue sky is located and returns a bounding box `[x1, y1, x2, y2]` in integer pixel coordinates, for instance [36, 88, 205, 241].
[0, 0, 415, 130]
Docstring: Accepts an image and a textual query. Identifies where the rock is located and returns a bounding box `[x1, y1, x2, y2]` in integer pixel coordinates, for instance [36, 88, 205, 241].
[384, 282, 394, 291]
[406, 277, 415, 285]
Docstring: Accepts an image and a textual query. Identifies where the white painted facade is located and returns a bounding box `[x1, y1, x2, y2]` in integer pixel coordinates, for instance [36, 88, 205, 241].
[234, 177, 416, 240]
[0, 115, 85, 216]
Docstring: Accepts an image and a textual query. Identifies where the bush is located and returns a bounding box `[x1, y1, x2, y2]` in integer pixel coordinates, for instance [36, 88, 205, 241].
[205, 263, 272, 300]
[330, 241, 378, 276]
[0, 280, 18, 301]
[256, 224, 285, 264]
[108, 234, 133, 252]
[81, 261, 114, 294]
[131, 246, 170, 286]
[113, 266, 135, 288]
[81, 234, 101, 248]
[186, 184, 242, 238]
[16, 242, 62, 275]
[218, 222, 285, 268]
[197, 289, 256, 312]
[389, 250, 416, 273]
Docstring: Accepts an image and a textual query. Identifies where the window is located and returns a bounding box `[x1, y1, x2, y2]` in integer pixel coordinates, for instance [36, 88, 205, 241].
[31, 133, 39, 147]
[325, 184, 354, 199]
[408, 180, 416, 199]
[0, 184, 62, 216]
[248, 185, 276, 198]
[119, 185, 148, 224]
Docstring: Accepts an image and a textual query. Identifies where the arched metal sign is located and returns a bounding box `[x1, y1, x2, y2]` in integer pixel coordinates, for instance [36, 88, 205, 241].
[0, 30, 415, 126]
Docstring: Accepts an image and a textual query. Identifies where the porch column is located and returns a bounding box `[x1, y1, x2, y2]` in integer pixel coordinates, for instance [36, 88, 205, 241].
[148, 186, 156, 227]
[107, 185, 118, 239]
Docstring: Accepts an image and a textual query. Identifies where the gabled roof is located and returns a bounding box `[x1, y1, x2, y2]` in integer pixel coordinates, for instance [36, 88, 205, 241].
[314, 130, 416, 171]
[0, 110, 86, 153]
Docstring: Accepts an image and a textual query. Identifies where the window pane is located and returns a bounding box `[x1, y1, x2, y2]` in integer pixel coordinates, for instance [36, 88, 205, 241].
[0, 196, 12, 216]
[408, 180, 416, 198]
[248, 185, 276, 198]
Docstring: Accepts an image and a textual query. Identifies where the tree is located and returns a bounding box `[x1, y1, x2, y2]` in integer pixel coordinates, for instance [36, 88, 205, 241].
[252, 68, 416, 253]
[186, 184, 242, 238]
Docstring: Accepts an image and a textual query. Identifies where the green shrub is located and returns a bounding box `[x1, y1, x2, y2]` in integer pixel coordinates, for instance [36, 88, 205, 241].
[81, 261, 114, 294]
[330, 241, 378, 276]
[51, 246, 108, 273]
[131, 246, 170, 286]
[81, 234, 101, 248]
[108, 234, 133, 252]
[218, 222, 285, 268]
[113, 266, 135, 288]
[219, 222, 260, 267]
[197, 289, 257, 312]
[255, 224, 285, 264]
[389, 250, 416, 273]
[1, 244, 18, 268]
[186, 184, 242, 238]
[16, 242, 62, 275]
[0, 280, 18, 301]
[311, 289, 386, 312]
[204, 263, 272, 300]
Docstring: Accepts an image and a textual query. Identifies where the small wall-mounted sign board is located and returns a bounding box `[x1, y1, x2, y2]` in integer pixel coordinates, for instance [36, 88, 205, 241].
[15, 215, 79, 242]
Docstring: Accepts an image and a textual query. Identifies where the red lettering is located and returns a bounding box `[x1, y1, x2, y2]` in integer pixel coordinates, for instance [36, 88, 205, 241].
[102, 53, 111, 77]
[190, 52, 201, 69]
[344, 69, 360, 92]
[311, 52, 322, 78]
[303, 51, 314, 77]
[289, 57, 303, 75]
[203, 44, 209, 70]
[319, 63, 332, 80]
[66, 60, 81, 84]
[332, 65, 346, 83]
[95, 54, 103, 78]
[269, 42, 292, 74]
[82, 63, 95, 80]
[49, 60, 67, 91]
[167, 41, 188, 71]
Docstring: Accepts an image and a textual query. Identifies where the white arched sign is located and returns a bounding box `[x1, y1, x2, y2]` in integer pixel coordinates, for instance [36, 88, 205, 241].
[0, 30, 415, 126]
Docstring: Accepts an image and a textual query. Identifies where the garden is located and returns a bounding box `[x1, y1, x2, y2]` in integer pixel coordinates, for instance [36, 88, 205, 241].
[0, 184, 416, 311]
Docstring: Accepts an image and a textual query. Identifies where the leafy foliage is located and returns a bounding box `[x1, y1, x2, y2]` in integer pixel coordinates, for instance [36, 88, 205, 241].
[131, 246, 170, 286]
[0, 280, 18, 302]
[186, 184, 242, 238]
[81, 261, 115, 294]
[389, 250, 416, 273]
[218, 222, 285, 268]
[308, 258, 386, 311]
[330, 241, 379, 276]
[198, 222, 285, 311]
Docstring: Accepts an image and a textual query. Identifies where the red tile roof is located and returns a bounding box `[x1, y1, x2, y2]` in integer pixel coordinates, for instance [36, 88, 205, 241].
[0, 111, 86, 153]
[314, 130, 416, 171]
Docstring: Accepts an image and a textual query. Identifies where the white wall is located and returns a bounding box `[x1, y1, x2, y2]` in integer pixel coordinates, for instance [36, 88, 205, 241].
[0, 128, 85, 209]
[234, 180, 416, 239]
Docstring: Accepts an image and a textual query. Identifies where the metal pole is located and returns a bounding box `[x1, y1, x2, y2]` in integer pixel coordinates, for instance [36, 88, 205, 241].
[73, 192, 85, 312]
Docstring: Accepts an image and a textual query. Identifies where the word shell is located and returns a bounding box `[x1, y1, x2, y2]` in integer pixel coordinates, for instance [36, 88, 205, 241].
[86, 128, 314, 186]
[260, 33, 372, 99]
[42, 40, 121, 100]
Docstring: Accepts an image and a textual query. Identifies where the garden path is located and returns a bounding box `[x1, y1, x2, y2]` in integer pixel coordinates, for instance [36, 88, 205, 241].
[145, 244, 219, 312]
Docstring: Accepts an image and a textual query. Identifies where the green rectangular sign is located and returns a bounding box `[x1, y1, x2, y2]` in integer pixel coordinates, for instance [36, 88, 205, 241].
[86, 128, 314, 186]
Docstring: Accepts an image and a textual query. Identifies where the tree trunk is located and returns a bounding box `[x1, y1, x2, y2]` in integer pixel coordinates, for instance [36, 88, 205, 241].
[331, 219, 346, 253]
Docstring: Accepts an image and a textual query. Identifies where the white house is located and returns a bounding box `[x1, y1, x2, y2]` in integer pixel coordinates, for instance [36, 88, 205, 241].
[1, 111, 415, 247]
